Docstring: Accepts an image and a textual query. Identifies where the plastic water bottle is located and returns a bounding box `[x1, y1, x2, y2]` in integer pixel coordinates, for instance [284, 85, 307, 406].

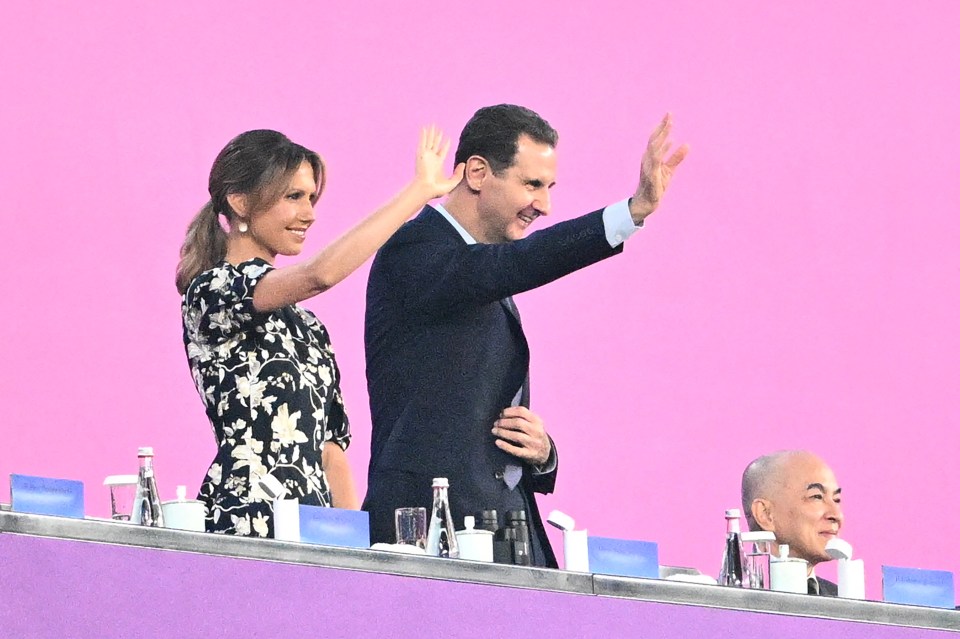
[718, 508, 744, 586]
[425, 478, 459, 558]
[130, 447, 164, 527]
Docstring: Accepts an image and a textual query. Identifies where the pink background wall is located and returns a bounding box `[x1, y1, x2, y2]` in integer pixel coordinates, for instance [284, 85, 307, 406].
[2, 1, 957, 599]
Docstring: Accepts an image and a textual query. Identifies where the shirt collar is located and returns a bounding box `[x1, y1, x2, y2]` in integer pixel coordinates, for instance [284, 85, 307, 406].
[433, 202, 477, 245]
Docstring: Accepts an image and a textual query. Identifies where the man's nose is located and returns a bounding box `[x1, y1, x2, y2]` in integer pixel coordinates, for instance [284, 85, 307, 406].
[827, 501, 844, 528]
[533, 189, 551, 216]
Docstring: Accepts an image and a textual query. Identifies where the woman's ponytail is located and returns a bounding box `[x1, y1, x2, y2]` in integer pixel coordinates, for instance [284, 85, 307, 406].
[175, 201, 226, 294]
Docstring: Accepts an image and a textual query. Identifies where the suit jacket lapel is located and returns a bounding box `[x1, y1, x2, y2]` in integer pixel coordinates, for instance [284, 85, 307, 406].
[501, 295, 530, 407]
[424, 205, 531, 406]
[500, 295, 521, 325]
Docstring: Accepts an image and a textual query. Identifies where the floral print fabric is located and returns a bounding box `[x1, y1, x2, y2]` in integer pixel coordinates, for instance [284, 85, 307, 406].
[182, 258, 350, 536]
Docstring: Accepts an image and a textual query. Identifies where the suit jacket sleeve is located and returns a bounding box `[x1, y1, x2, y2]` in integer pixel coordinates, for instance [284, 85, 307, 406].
[527, 434, 558, 494]
[377, 208, 624, 318]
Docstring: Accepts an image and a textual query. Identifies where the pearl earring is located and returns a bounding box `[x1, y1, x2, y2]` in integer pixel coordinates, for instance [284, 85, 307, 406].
[238, 221, 248, 233]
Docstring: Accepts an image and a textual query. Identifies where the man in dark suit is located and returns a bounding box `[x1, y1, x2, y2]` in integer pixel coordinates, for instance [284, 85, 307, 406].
[363, 104, 687, 566]
[741, 451, 844, 595]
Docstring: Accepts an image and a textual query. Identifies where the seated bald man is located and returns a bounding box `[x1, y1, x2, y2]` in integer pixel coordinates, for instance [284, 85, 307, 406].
[741, 450, 844, 596]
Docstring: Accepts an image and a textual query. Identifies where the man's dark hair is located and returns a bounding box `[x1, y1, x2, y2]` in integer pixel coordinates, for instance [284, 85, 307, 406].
[454, 104, 558, 175]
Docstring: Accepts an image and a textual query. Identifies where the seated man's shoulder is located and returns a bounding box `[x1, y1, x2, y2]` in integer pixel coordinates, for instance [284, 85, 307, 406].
[817, 576, 838, 597]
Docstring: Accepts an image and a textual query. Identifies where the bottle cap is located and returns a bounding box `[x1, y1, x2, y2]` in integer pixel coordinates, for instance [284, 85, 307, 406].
[724, 508, 741, 518]
[463, 515, 476, 530]
[137, 446, 154, 457]
[176, 485, 187, 501]
[431, 477, 449, 488]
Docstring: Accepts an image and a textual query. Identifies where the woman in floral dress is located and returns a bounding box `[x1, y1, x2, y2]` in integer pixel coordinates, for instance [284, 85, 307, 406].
[176, 128, 463, 536]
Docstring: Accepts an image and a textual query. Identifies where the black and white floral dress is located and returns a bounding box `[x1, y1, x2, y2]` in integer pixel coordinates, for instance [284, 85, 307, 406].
[182, 258, 350, 537]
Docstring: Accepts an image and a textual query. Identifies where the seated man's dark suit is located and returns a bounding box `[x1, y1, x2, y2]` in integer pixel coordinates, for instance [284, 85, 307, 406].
[812, 576, 838, 597]
[363, 205, 622, 567]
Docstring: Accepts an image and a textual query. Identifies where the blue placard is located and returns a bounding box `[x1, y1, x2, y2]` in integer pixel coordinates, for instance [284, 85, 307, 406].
[587, 536, 659, 579]
[299, 505, 370, 549]
[10, 473, 85, 519]
[882, 565, 956, 609]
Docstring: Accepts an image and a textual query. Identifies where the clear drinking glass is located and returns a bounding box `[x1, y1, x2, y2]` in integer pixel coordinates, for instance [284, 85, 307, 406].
[394, 507, 427, 548]
[745, 551, 771, 589]
[742, 532, 776, 589]
[103, 475, 138, 521]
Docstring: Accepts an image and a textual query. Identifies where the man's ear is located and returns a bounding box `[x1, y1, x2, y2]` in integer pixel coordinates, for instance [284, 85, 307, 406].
[752, 498, 775, 532]
[464, 155, 490, 192]
[226, 193, 248, 220]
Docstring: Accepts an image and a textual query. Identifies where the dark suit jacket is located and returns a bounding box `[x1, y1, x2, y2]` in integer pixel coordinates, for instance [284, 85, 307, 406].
[362, 205, 622, 567]
[815, 576, 838, 597]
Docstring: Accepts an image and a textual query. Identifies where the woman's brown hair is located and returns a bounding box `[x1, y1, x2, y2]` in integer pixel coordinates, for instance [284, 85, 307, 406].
[175, 130, 325, 294]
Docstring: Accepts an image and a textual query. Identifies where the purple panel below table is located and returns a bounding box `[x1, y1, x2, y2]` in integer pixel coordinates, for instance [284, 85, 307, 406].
[0, 534, 953, 638]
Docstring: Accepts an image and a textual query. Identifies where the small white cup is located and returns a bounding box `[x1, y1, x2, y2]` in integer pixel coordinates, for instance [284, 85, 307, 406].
[770, 557, 809, 593]
[455, 516, 494, 562]
[160, 499, 206, 532]
[456, 531, 493, 561]
[563, 529, 590, 572]
[273, 499, 301, 541]
[838, 559, 866, 599]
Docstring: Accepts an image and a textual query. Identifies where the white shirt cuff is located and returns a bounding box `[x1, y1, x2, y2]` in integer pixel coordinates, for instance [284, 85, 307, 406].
[602, 198, 642, 247]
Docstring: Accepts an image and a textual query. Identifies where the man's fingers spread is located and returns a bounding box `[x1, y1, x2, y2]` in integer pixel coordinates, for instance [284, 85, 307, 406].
[647, 115, 668, 144]
[665, 144, 690, 168]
